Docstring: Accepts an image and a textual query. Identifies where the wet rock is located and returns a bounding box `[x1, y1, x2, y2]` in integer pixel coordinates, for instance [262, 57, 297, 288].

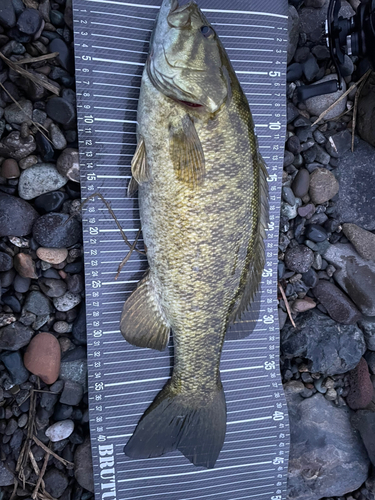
[0, 0, 16, 29]
[342, 223, 375, 261]
[309, 168, 339, 205]
[74, 438, 95, 492]
[0, 350, 29, 384]
[46, 96, 76, 126]
[351, 410, 375, 466]
[33, 212, 81, 247]
[347, 358, 373, 410]
[281, 310, 366, 375]
[13, 274, 30, 293]
[36, 247, 68, 264]
[313, 280, 361, 324]
[34, 190, 67, 214]
[359, 317, 375, 351]
[56, 147, 80, 182]
[18, 164, 67, 200]
[305, 224, 328, 243]
[38, 277, 67, 298]
[13, 252, 37, 278]
[292, 169, 309, 198]
[43, 468, 69, 498]
[323, 243, 375, 316]
[0, 322, 33, 350]
[285, 245, 314, 273]
[49, 38, 74, 73]
[24, 290, 53, 315]
[335, 140, 375, 230]
[305, 75, 347, 119]
[35, 131, 54, 162]
[17, 8, 42, 35]
[45, 419, 74, 442]
[357, 72, 375, 147]
[24, 332, 61, 384]
[0, 252, 13, 272]
[288, 5, 300, 64]
[4, 98, 32, 125]
[60, 380, 84, 405]
[50, 123, 67, 150]
[53, 291, 82, 311]
[286, 383, 369, 500]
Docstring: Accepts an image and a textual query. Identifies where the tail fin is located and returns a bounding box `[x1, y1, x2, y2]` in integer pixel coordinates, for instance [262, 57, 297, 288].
[124, 380, 226, 468]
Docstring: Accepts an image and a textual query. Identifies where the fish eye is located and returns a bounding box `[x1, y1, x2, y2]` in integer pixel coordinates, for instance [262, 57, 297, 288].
[200, 25, 214, 38]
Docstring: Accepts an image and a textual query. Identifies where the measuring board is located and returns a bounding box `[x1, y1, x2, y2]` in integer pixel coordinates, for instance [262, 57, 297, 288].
[73, 0, 289, 498]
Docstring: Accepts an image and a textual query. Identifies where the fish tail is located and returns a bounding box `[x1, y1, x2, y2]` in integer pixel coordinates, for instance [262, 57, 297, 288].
[124, 379, 226, 468]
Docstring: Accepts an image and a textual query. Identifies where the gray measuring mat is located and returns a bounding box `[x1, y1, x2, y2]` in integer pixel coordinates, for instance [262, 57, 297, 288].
[73, 0, 289, 498]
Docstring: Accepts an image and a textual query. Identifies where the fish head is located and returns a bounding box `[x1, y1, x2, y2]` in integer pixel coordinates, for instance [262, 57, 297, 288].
[147, 0, 230, 114]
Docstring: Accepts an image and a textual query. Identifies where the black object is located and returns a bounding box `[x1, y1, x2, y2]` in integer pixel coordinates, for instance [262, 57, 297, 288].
[297, 0, 375, 101]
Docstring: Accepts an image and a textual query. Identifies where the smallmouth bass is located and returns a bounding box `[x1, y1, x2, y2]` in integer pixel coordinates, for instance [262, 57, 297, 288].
[120, 0, 269, 468]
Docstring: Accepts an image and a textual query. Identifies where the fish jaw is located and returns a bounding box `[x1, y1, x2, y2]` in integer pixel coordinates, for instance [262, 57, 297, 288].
[147, 0, 229, 113]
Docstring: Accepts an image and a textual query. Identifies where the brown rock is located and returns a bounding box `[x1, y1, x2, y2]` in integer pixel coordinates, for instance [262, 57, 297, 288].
[24, 332, 61, 384]
[347, 357, 373, 410]
[13, 253, 38, 279]
[36, 247, 68, 265]
[309, 168, 339, 205]
[1, 159, 20, 179]
[56, 148, 80, 182]
[342, 223, 375, 262]
[291, 297, 316, 313]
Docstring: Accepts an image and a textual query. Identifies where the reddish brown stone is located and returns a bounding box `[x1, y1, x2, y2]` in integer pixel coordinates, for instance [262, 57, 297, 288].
[1, 159, 20, 179]
[13, 253, 38, 279]
[24, 332, 61, 384]
[347, 357, 373, 410]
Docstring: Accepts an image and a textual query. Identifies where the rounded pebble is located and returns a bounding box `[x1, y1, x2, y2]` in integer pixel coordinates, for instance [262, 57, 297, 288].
[292, 168, 310, 198]
[13, 252, 38, 278]
[23, 332, 61, 384]
[33, 213, 81, 248]
[284, 245, 314, 273]
[56, 148, 80, 182]
[18, 164, 68, 200]
[309, 168, 339, 205]
[0, 192, 38, 237]
[0, 252, 13, 272]
[45, 96, 76, 126]
[53, 291, 82, 312]
[37, 247, 68, 264]
[45, 419, 74, 442]
[1, 158, 20, 179]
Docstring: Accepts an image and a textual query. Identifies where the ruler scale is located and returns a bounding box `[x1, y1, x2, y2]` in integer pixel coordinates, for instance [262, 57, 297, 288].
[73, 1, 289, 499]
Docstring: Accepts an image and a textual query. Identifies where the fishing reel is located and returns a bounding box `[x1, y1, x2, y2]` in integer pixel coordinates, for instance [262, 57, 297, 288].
[297, 0, 375, 101]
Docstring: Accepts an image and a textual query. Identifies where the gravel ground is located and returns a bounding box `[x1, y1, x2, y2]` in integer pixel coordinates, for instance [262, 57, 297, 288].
[0, 0, 375, 499]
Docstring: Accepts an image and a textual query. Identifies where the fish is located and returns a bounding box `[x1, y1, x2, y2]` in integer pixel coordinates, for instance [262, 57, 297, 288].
[120, 0, 269, 469]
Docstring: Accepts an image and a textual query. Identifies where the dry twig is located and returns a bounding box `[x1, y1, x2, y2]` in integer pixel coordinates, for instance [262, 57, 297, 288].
[115, 227, 142, 279]
[278, 283, 296, 328]
[13, 52, 59, 65]
[311, 69, 372, 127]
[0, 52, 60, 95]
[32, 445, 50, 500]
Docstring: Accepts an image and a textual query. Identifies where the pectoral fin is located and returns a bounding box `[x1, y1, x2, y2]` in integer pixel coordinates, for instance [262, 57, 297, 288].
[226, 148, 269, 339]
[169, 115, 205, 187]
[120, 273, 170, 351]
[131, 137, 150, 184]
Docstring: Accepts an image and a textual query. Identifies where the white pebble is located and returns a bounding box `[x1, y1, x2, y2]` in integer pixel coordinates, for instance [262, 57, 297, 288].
[45, 419, 74, 442]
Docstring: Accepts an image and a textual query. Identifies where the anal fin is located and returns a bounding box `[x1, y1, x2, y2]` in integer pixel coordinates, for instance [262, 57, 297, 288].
[120, 274, 170, 351]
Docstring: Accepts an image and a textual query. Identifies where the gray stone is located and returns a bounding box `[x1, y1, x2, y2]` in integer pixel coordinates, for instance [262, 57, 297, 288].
[0, 131, 36, 160]
[53, 291, 81, 312]
[305, 75, 347, 119]
[50, 123, 67, 150]
[299, 3, 329, 43]
[0, 322, 33, 350]
[282, 187, 296, 206]
[292, 169, 309, 198]
[32, 212, 81, 248]
[60, 380, 84, 406]
[323, 243, 375, 316]
[335, 140, 375, 230]
[351, 410, 375, 467]
[358, 317, 375, 351]
[43, 468, 69, 498]
[281, 310, 366, 375]
[39, 277, 67, 298]
[288, 5, 300, 64]
[285, 245, 314, 273]
[0, 460, 14, 486]
[286, 383, 369, 500]
[18, 164, 67, 200]
[4, 98, 32, 125]
[45, 419, 74, 442]
[309, 168, 339, 205]
[313, 280, 361, 324]
[56, 148, 80, 182]
[326, 129, 352, 157]
[342, 223, 375, 261]
[23, 290, 53, 316]
[281, 201, 298, 220]
[74, 439, 95, 493]
[60, 359, 87, 391]
[357, 72, 375, 147]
